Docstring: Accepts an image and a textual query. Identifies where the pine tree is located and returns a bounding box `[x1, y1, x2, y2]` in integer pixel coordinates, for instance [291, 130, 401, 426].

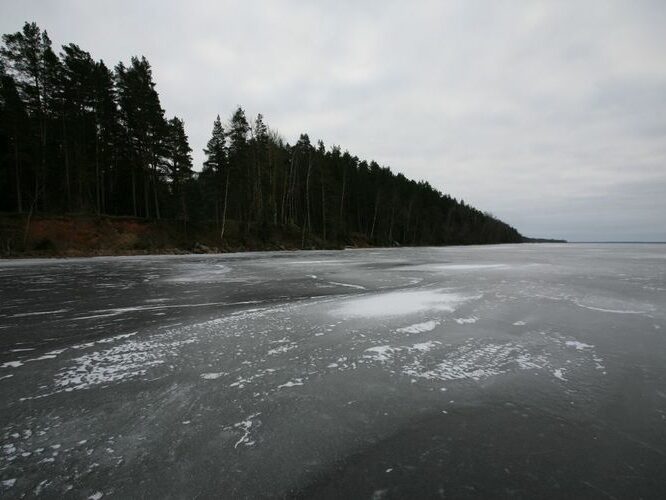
[92, 60, 120, 215]
[61, 43, 97, 211]
[228, 106, 250, 228]
[1, 22, 58, 211]
[0, 69, 29, 212]
[202, 115, 228, 236]
[115, 56, 167, 218]
[252, 113, 268, 224]
[164, 116, 193, 223]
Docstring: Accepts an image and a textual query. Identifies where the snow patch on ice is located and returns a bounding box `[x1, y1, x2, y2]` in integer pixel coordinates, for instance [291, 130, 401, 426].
[364, 340, 440, 361]
[403, 342, 520, 382]
[327, 281, 366, 290]
[234, 413, 261, 448]
[24, 350, 65, 362]
[404, 263, 506, 272]
[396, 320, 439, 334]
[1, 479, 16, 488]
[96, 332, 138, 344]
[574, 302, 646, 314]
[286, 260, 346, 265]
[331, 289, 473, 319]
[53, 336, 195, 392]
[277, 378, 304, 389]
[267, 343, 297, 355]
[229, 368, 276, 389]
[1, 361, 23, 369]
[363, 346, 397, 362]
[394, 334, 606, 386]
[10, 309, 69, 318]
[454, 316, 478, 324]
[565, 340, 594, 351]
[410, 341, 439, 352]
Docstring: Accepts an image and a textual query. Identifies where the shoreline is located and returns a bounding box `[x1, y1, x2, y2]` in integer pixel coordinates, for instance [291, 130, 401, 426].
[0, 213, 536, 259]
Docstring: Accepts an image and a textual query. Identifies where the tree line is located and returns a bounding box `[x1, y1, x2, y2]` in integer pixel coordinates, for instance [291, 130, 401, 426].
[0, 22, 522, 248]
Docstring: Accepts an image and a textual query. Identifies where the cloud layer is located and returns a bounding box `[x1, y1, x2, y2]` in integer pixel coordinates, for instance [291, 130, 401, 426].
[2, 0, 665, 240]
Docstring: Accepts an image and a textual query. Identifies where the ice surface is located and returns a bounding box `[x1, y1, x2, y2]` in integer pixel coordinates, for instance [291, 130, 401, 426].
[0, 244, 664, 498]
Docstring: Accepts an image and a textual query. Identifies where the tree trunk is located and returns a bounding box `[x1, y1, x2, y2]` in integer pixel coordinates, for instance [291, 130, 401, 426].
[220, 170, 230, 244]
[13, 136, 22, 213]
[180, 183, 188, 231]
[23, 187, 42, 248]
[321, 173, 326, 241]
[77, 142, 84, 211]
[37, 77, 46, 212]
[288, 155, 298, 224]
[214, 198, 220, 232]
[39, 118, 46, 212]
[404, 198, 414, 243]
[143, 168, 150, 219]
[388, 202, 395, 243]
[268, 144, 277, 226]
[301, 152, 312, 248]
[62, 116, 72, 211]
[153, 171, 161, 220]
[370, 191, 380, 240]
[339, 166, 346, 218]
[131, 167, 137, 217]
[282, 155, 294, 225]
[280, 160, 288, 225]
[143, 168, 150, 218]
[305, 152, 312, 233]
[95, 130, 101, 215]
[255, 145, 263, 224]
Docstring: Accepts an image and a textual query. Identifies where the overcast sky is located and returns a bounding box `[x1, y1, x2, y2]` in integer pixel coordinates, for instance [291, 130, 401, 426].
[2, 1, 665, 241]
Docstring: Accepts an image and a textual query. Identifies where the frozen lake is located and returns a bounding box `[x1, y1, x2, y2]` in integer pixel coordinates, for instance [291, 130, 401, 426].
[1, 244, 665, 498]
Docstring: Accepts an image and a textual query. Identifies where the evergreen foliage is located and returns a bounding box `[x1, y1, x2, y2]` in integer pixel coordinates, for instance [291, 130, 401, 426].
[0, 22, 522, 248]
